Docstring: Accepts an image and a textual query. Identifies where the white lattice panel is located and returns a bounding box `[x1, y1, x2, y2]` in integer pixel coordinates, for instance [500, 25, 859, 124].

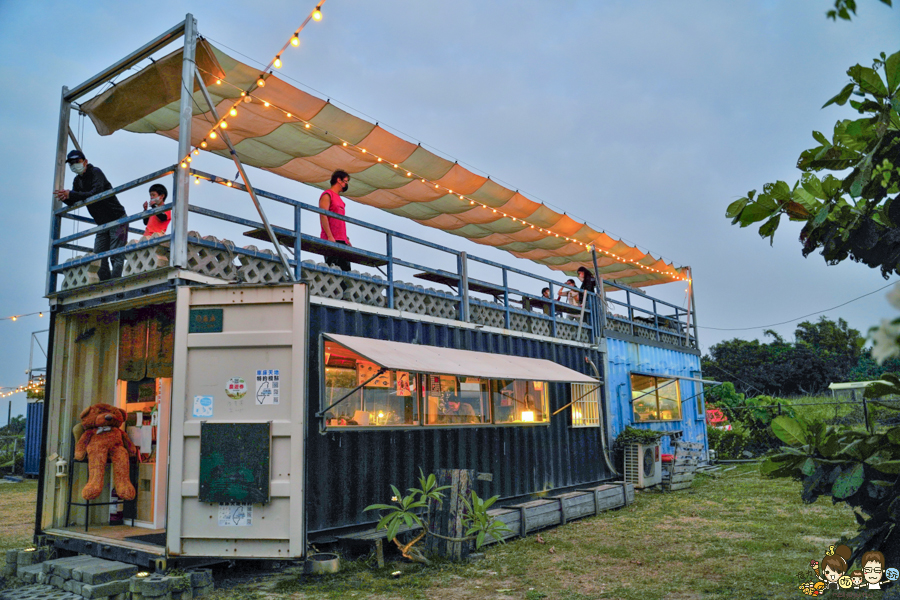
[186, 235, 238, 280]
[530, 317, 552, 337]
[470, 302, 505, 328]
[238, 245, 289, 284]
[303, 262, 344, 299]
[122, 234, 170, 276]
[59, 256, 101, 290]
[344, 272, 387, 307]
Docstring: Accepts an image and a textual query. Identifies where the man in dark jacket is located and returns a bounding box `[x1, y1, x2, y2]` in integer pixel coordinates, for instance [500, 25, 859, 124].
[54, 150, 128, 280]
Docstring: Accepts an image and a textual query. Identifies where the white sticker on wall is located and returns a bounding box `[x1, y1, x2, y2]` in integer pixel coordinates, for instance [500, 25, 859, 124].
[225, 377, 247, 400]
[192, 395, 214, 418]
[255, 369, 280, 405]
[218, 503, 253, 526]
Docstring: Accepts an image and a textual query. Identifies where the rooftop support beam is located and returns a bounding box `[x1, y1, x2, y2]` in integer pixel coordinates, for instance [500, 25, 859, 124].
[192, 69, 296, 280]
[46, 87, 71, 296]
[64, 18, 188, 102]
[171, 14, 197, 270]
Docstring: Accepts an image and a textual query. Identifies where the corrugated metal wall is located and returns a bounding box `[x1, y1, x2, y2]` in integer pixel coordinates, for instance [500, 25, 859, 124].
[605, 336, 707, 456]
[305, 304, 611, 533]
[25, 401, 44, 476]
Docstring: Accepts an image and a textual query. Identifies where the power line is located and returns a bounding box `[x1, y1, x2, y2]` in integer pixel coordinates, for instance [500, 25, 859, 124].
[700, 281, 896, 331]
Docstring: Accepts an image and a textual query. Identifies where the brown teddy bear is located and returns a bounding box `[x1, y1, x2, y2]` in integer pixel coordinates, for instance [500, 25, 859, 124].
[74, 403, 137, 501]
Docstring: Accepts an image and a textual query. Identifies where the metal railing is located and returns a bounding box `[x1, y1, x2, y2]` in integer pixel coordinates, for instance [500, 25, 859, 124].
[47, 163, 696, 349]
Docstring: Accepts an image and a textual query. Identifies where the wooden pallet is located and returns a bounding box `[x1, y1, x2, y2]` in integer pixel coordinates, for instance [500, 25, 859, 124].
[662, 441, 704, 491]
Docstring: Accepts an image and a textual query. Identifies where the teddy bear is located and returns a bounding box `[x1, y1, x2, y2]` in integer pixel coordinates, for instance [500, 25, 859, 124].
[74, 403, 137, 501]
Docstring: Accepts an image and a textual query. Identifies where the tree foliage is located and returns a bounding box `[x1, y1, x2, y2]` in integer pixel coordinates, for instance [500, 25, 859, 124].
[0, 415, 26, 436]
[702, 317, 867, 396]
[727, 48, 900, 277]
[827, 0, 893, 21]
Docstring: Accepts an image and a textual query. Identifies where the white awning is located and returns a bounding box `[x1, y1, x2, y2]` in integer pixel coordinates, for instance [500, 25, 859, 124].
[324, 333, 597, 383]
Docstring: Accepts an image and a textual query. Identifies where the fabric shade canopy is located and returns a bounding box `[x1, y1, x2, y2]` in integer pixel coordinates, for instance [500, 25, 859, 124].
[324, 334, 598, 383]
[82, 40, 688, 288]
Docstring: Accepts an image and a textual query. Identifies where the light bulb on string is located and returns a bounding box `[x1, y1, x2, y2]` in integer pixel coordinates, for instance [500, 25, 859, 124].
[273, 56, 282, 69]
[312, 8, 323, 21]
[305, 123, 310, 128]
[11, 316, 16, 321]
[291, 35, 300, 47]
[263, 101, 270, 107]
[216, 79, 222, 85]
[286, 112, 292, 117]
[193, 148, 200, 155]
[210, 131, 217, 139]
[230, 108, 238, 117]
[201, 141, 208, 148]
[257, 77, 266, 88]
[220, 121, 227, 129]
[194, 178, 200, 185]
[226, 181, 233, 187]
[243, 95, 252, 103]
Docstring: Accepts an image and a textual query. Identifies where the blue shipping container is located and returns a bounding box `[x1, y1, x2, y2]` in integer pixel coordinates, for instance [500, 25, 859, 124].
[24, 401, 43, 476]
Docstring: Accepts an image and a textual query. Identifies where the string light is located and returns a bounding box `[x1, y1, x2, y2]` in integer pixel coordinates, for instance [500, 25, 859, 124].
[201, 141, 208, 148]
[291, 35, 300, 47]
[312, 7, 323, 21]
[188, 53, 688, 282]
[273, 56, 282, 69]
[209, 131, 217, 139]
[256, 77, 266, 88]
[229, 108, 238, 117]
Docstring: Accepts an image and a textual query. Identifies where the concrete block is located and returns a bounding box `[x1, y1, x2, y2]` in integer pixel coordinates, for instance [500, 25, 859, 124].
[50, 574, 65, 588]
[0, 584, 82, 599]
[186, 570, 213, 588]
[192, 584, 214, 598]
[60, 556, 110, 580]
[43, 555, 95, 575]
[78, 560, 138, 585]
[15, 551, 34, 566]
[64, 578, 84, 595]
[136, 573, 172, 597]
[36, 571, 48, 585]
[82, 578, 130, 599]
[16, 563, 43, 583]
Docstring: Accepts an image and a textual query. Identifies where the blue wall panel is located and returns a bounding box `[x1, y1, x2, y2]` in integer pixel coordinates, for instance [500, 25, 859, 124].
[24, 401, 43, 476]
[605, 337, 707, 456]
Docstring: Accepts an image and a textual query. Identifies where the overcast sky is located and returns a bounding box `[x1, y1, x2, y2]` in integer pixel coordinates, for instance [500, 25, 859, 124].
[1, 1, 898, 418]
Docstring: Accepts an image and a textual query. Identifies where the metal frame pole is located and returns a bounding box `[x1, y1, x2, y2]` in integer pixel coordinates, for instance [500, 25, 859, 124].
[458, 251, 469, 322]
[171, 14, 197, 270]
[46, 87, 72, 296]
[591, 247, 605, 340]
[686, 266, 697, 347]
[193, 71, 296, 281]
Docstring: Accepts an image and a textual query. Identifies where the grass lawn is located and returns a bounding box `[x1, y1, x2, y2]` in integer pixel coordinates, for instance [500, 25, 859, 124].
[0, 480, 39, 572]
[1, 468, 857, 599]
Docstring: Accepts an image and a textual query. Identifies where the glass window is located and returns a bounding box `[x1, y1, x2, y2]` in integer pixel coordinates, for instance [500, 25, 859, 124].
[570, 383, 600, 427]
[322, 341, 419, 427]
[491, 380, 549, 424]
[631, 373, 681, 422]
[424, 375, 490, 425]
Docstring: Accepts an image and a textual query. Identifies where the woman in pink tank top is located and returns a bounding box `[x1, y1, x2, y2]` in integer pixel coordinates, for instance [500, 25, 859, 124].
[319, 170, 352, 271]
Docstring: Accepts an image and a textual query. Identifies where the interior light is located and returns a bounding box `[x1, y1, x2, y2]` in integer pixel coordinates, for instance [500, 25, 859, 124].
[521, 411, 535, 422]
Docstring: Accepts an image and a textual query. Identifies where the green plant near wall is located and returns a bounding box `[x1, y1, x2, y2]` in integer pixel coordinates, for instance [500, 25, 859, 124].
[761, 380, 900, 562]
[364, 470, 511, 564]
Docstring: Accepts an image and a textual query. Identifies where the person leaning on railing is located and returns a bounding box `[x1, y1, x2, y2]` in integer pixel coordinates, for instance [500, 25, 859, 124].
[319, 169, 352, 271]
[53, 150, 127, 281]
[576, 266, 596, 304]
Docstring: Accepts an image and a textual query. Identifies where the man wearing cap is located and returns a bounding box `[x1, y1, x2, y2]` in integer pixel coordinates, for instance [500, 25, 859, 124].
[54, 150, 128, 281]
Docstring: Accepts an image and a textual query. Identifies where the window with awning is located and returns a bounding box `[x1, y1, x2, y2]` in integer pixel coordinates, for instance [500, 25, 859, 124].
[320, 334, 595, 429]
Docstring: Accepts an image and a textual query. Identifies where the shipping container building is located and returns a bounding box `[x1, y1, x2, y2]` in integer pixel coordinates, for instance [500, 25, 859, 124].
[36, 15, 707, 567]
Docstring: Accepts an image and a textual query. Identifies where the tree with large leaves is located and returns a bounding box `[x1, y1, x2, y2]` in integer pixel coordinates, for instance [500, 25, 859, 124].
[727, 48, 900, 277]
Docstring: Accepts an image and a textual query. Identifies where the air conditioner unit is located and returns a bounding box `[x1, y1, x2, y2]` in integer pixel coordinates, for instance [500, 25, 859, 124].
[624, 442, 662, 488]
